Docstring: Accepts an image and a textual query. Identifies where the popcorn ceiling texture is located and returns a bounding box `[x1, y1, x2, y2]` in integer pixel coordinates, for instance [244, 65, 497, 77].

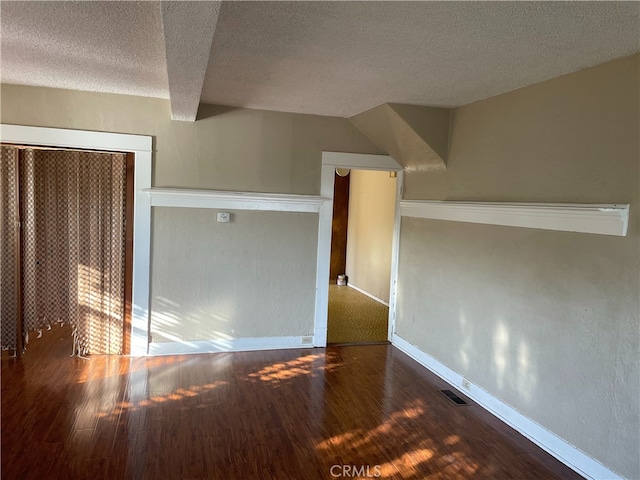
[161, 1, 220, 121]
[1, 1, 639, 117]
[0, 1, 169, 99]
[202, 1, 640, 116]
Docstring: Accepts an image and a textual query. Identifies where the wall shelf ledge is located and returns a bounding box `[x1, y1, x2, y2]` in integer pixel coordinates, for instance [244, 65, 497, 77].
[400, 200, 629, 236]
[144, 188, 327, 213]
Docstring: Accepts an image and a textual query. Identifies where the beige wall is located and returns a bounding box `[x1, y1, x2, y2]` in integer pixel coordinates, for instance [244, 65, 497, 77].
[397, 54, 639, 479]
[0, 85, 381, 195]
[345, 170, 396, 303]
[151, 208, 318, 341]
[0, 84, 382, 342]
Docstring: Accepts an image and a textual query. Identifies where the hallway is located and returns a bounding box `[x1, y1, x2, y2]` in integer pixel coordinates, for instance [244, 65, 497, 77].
[327, 285, 389, 344]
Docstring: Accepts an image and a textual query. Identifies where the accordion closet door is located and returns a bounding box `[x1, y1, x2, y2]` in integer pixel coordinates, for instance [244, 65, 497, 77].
[0, 145, 131, 356]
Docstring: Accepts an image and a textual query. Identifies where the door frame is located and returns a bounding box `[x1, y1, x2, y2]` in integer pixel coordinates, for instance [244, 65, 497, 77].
[0, 124, 152, 355]
[314, 152, 403, 346]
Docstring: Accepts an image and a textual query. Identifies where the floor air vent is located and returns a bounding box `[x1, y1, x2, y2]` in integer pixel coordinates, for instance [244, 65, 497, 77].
[440, 389, 469, 406]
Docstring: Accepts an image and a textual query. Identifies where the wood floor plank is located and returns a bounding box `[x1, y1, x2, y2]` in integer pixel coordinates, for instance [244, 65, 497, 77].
[2, 326, 584, 479]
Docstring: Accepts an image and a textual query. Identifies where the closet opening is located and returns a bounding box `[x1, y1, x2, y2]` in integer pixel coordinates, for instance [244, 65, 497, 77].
[0, 144, 134, 358]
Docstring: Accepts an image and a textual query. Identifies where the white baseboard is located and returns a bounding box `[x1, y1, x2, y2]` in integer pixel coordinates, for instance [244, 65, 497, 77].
[391, 334, 623, 480]
[348, 284, 390, 307]
[148, 335, 312, 356]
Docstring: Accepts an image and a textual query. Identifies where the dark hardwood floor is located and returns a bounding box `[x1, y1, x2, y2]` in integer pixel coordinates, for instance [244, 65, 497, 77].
[2, 325, 582, 479]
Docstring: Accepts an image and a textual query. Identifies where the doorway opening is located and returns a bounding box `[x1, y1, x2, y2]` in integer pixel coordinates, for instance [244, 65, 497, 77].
[314, 152, 403, 347]
[327, 168, 397, 344]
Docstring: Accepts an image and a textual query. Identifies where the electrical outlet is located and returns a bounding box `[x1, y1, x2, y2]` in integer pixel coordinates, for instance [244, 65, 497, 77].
[462, 378, 471, 390]
[301, 336, 313, 345]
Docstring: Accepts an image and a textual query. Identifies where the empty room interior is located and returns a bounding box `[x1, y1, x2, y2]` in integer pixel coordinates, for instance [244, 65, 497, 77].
[1, 2, 639, 479]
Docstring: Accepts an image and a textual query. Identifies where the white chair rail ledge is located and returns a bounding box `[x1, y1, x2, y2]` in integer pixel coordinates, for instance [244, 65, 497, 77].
[400, 200, 630, 236]
[144, 187, 326, 213]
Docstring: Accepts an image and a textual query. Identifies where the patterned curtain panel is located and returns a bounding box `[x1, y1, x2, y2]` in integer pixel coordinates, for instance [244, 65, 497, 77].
[1, 146, 19, 351]
[1, 145, 126, 355]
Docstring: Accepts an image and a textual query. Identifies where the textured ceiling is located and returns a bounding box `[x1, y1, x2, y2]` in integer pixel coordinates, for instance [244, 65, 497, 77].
[0, 1, 168, 99]
[161, 1, 220, 120]
[1, 1, 639, 118]
[203, 1, 640, 116]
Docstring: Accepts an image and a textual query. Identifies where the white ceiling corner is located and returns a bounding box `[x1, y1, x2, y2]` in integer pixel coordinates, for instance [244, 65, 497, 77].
[161, 1, 221, 122]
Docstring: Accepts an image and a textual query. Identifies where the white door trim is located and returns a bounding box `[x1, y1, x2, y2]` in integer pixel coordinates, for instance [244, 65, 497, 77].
[388, 166, 404, 341]
[314, 152, 403, 346]
[0, 124, 152, 356]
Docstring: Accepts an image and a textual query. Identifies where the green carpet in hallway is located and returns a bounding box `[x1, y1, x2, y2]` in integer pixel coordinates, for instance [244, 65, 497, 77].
[327, 284, 389, 344]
